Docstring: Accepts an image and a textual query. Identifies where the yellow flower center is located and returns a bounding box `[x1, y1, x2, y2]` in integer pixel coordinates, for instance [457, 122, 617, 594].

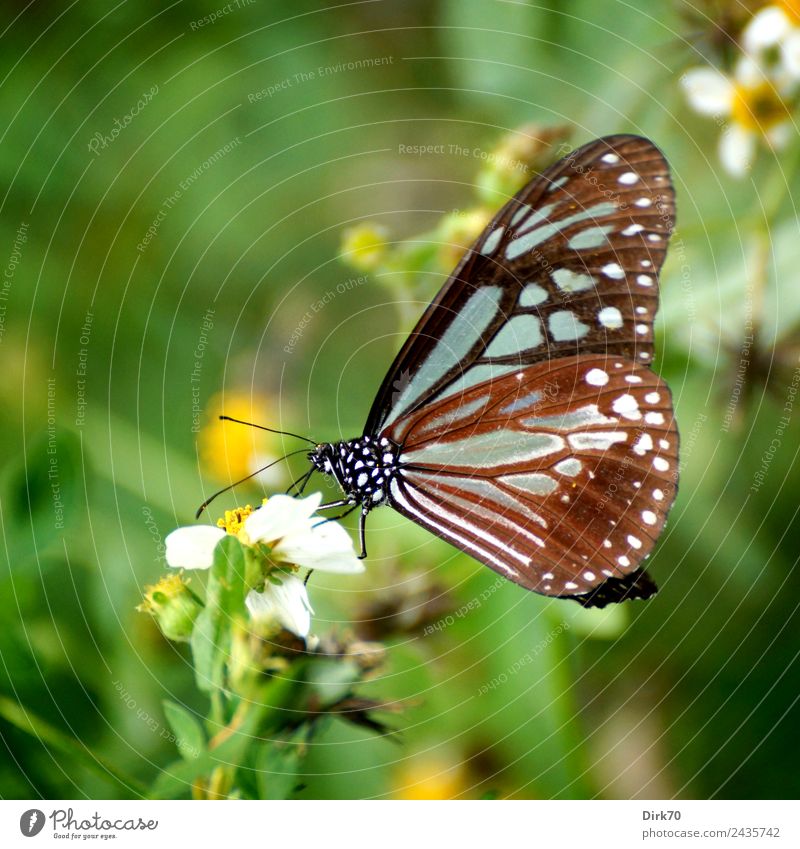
[217, 505, 255, 535]
[780, 0, 800, 25]
[731, 81, 790, 132]
[140, 572, 188, 608]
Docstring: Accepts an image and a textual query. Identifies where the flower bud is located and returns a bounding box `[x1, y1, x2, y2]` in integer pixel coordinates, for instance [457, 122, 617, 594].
[138, 574, 203, 642]
[475, 123, 573, 203]
[340, 222, 389, 271]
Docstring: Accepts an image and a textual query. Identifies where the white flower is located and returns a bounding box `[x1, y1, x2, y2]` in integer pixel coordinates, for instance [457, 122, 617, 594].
[681, 56, 793, 177]
[165, 525, 225, 570]
[242, 493, 364, 573]
[743, 5, 800, 83]
[165, 492, 363, 574]
[163, 492, 364, 636]
[245, 574, 313, 637]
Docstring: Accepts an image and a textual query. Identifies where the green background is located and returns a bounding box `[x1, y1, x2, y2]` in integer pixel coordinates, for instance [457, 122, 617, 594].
[2, 0, 799, 799]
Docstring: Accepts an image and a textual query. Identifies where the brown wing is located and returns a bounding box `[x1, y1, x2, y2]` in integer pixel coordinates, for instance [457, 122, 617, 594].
[365, 134, 675, 439]
[386, 354, 678, 605]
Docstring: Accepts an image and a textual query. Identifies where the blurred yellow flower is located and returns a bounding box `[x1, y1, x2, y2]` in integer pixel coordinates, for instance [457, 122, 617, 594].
[437, 208, 492, 271]
[340, 222, 389, 271]
[393, 755, 470, 800]
[198, 391, 283, 485]
[475, 123, 572, 203]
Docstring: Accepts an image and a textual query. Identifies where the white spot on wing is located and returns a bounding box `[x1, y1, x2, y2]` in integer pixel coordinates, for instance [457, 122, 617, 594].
[601, 262, 625, 280]
[598, 306, 623, 329]
[612, 394, 641, 420]
[586, 368, 609, 386]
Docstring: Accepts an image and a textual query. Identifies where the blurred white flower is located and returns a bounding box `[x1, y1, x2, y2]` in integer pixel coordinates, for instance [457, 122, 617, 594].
[164, 492, 364, 636]
[246, 574, 313, 637]
[743, 4, 800, 83]
[681, 56, 794, 177]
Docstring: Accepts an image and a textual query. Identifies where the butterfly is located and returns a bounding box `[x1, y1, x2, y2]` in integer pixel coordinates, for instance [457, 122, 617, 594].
[306, 135, 678, 608]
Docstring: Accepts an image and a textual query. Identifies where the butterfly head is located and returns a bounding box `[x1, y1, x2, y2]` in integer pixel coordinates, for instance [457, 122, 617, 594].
[308, 442, 337, 476]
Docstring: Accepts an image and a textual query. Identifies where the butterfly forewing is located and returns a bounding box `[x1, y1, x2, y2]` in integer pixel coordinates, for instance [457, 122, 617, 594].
[366, 134, 675, 436]
[386, 355, 677, 601]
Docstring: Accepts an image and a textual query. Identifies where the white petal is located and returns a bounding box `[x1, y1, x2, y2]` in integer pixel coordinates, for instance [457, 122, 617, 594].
[681, 67, 733, 116]
[781, 30, 800, 79]
[165, 525, 225, 570]
[743, 7, 792, 53]
[246, 574, 313, 637]
[734, 55, 769, 88]
[243, 492, 323, 545]
[719, 124, 756, 177]
[766, 120, 793, 149]
[273, 519, 365, 573]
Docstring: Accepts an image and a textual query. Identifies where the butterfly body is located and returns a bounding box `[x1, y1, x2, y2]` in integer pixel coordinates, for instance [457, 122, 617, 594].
[309, 435, 400, 511]
[308, 134, 678, 607]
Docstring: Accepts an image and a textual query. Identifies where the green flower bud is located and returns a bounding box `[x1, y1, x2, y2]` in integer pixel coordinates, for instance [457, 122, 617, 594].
[138, 573, 203, 642]
[340, 222, 389, 271]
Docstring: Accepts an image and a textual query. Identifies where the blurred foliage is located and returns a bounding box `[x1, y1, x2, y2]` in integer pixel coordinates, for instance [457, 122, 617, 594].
[2, 0, 800, 800]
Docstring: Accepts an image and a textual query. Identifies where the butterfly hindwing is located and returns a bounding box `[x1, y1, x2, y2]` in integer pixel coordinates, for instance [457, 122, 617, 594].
[386, 355, 677, 601]
[366, 134, 675, 437]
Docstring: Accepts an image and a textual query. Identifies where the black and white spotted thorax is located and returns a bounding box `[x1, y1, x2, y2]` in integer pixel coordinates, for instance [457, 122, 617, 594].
[309, 435, 401, 509]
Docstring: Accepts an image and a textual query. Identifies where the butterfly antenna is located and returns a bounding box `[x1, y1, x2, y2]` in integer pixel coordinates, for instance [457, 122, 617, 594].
[218, 415, 316, 445]
[195, 448, 310, 519]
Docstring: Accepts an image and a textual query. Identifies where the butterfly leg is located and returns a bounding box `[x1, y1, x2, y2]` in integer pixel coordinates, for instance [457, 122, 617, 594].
[317, 498, 352, 511]
[286, 466, 315, 496]
[312, 503, 358, 527]
[358, 507, 369, 559]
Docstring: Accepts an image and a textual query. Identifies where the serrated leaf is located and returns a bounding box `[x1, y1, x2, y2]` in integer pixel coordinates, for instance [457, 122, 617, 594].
[162, 700, 206, 761]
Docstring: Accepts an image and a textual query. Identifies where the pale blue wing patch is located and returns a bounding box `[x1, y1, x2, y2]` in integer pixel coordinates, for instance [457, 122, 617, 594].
[415, 394, 492, 436]
[484, 314, 543, 358]
[551, 268, 595, 294]
[384, 285, 503, 427]
[438, 362, 521, 400]
[505, 201, 616, 261]
[401, 429, 565, 469]
[548, 310, 590, 342]
[498, 472, 558, 496]
[518, 283, 549, 306]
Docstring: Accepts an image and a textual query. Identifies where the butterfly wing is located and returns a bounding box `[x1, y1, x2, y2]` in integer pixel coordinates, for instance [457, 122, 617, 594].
[367, 134, 677, 605]
[385, 355, 677, 605]
[365, 134, 675, 441]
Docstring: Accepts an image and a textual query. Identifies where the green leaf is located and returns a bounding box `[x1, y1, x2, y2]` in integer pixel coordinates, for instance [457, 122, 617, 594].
[0, 695, 147, 797]
[151, 675, 299, 799]
[190, 534, 247, 693]
[162, 700, 206, 761]
[255, 729, 307, 800]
